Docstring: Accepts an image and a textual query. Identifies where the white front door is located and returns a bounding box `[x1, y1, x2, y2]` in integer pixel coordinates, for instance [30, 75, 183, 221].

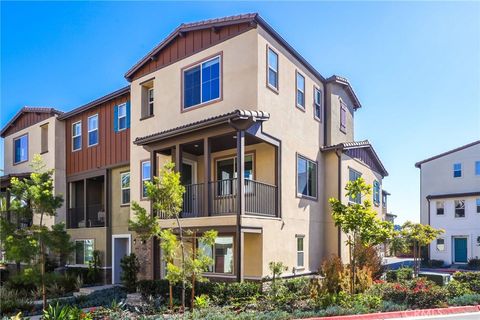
[112, 235, 131, 284]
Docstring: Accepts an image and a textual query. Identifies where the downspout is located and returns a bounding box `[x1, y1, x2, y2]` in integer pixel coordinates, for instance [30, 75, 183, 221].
[336, 149, 343, 257]
[323, 82, 328, 146]
[427, 197, 431, 260]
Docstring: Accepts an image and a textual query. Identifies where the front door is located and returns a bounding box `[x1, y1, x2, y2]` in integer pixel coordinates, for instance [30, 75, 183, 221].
[454, 237, 468, 263]
[112, 236, 130, 284]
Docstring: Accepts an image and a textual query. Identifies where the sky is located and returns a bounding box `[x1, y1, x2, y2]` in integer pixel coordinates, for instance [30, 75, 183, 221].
[1, 1, 479, 224]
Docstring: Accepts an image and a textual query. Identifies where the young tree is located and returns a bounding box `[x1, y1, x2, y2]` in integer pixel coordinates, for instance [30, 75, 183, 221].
[329, 177, 394, 294]
[400, 221, 444, 277]
[8, 155, 65, 309]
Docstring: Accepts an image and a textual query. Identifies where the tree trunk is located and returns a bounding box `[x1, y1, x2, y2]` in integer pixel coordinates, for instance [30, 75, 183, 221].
[175, 215, 186, 312]
[191, 231, 196, 310]
[169, 281, 173, 311]
[41, 240, 47, 309]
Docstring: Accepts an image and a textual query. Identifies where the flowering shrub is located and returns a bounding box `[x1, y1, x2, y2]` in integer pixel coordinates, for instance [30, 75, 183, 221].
[452, 272, 480, 293]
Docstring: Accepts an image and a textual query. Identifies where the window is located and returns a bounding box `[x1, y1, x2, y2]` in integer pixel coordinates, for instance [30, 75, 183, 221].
[75, 239, 94, 265]
[87, 114, 98, 147]
[296, 236, 304, 268]
[183, 56, 221, 109]
[117, 103, 127, 131]
[349, 169, 362, 204]
[267, 47, 278, 90]
[436, 238, 445, 251]
[455, 200, 465, 218]
[148, 88, 154, 115]
[314, 87, 322, 121]
[296, 72, 305, 109]
[141, 82, 154, 118]
[476, 161, 480, 176]
[72, 121, 82, 151]
[215, 154, 254, 196]
[453, 163, 462, 178]
[436, 201, 444, 215]
[382, 192, 387, 208]
[476, 198, 480, 213]
[340, 101, 347, 133]
[13, 134, 28, 164]
[296, 155, 317, 198]
[141, 160, 151, 199]
[373, 180, 380, 206]
[199, 236, 234, 274]
[41, 124, 48, 153]
[121, 172, 130, 205]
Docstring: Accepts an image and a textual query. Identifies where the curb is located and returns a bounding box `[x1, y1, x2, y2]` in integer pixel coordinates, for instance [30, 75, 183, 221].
[302, 305, 480, 319]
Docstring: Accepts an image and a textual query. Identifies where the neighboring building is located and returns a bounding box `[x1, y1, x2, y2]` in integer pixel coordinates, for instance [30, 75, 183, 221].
[0, 107, 66, 227]
[416, 140, 480, 265]
[1, 13, 391, 283]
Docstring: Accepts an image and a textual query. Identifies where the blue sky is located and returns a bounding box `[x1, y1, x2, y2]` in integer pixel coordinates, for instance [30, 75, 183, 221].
[1, 2, 479, 223]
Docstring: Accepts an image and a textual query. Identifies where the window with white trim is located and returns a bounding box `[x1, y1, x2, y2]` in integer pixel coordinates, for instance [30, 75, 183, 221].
[453, 163, 462, 178]
[118, 103, 127, 131]
[314, 87, 322, 120]
[199, 236, 234, 274]
[121, 172, 130, 205]
[476, 198, 480, 213]
[267, 47, 278, 89]
[88, 114, 98, 147]
[72, 121, 82, 151]
[436, 238, 445, 251]
[13, 134, 28, 164]
[296, 72, 305, 109]
[183, 56, 221, 109]
[296, 155, 317, 198]
[373, 180, 380, 206]
[455, 200, 465, 218]
[148, 88, 154, 116]
[141, 160, 151, 199]
[436, 201, 444, 215]
[296, 236, 304, 268]
[75, 239, 94, 265]
[349, 169, 362, 204]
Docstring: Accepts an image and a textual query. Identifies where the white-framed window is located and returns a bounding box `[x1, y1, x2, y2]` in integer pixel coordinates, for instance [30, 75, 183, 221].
[41, 123, 49, 153]
[349, 169, 362, 204]
[453, 163, 462, 178]
[340, 100, 347, 133]
[199, 236, 234, 274]
[455, 200, 465, 218]
[121, 172, 130, 205]
[267, 47, 278, 90]
[476, 198, 480, 213]
[183, 55, 221, 109]
[296, 71, 305, 109]
[72, 121, 82, 151]
[215, 154, 254, 196]
[296, 155, 317, 199]
[436, 201, 444, 215]
[117, 103, 127, 131]
[296, 236, 304, 268]
[13, 134, 28, 164]
[87, 114, 99, 147]
[314, 87, 322, 121]
[141, 160, 151, 199]
[148, 88, 154, 116]
[436, 238, 445, 251]
[373, 180, 380, 206]
[75, 239, 94, 265]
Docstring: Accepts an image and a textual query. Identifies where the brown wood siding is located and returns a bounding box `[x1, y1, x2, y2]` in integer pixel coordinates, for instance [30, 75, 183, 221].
[130, 22, 253, 81]
[66, 93, 130, 176]
[346, 148, 383, 177]
[2, 112, 52, 137]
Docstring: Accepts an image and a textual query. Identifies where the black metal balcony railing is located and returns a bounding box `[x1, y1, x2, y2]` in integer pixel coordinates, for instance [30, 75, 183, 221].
[158, 179, 277, 219]
[67, 204, 105, 228]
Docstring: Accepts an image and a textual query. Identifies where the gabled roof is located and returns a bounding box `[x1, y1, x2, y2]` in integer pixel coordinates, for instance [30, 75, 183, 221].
[0, 107, 63, 137]
[134, 109, 270, 145]
[322, 140, 389, 177]
[415, 140, 480, 168]
[58, 86, 130, 120]
[125, 13, 330, 85]
[326, 75, 362, 109]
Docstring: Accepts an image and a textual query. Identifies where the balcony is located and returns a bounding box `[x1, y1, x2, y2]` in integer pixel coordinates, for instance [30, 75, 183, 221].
[67, 204, 106, 228]
[67, 176, 106, 229]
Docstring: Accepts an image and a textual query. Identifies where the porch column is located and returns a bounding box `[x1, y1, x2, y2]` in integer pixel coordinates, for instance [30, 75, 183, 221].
[174, 144, 182, 173]
[275, 145, 281, 218]
[236, 130, 245, 281]
[203, 137, 211, 217]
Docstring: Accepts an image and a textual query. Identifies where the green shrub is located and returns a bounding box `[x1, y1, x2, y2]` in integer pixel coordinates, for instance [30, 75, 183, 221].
[386, 268, 413, 283]
[0, 287, 33, 316]
[445, 280, 473, 298]
[120, 253, 140, 293]
[452, 272, 480, 293]
[448, 293, 480, 306]
[467, 259, 480, 270]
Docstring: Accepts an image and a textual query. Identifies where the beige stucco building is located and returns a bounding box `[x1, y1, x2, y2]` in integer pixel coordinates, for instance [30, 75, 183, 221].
[1, 13, 391, 283]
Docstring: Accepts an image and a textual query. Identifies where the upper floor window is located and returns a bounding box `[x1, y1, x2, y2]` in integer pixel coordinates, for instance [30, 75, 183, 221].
[13, 134, 28, 164]
[41, 124, 48, 153]
[297, 155, 317, 199]
[183, 55, 221, 109]
[296, 72, 305, 109]
[382, 193, 387, 208]
[475, 161, 480, 176]
[88, 114, 98, 147]
[141, 160, 151, 199]
[121, 172, 130, 205]
[340, 101, 347, 133]
[117, 103, 127, 131]
[455, 200, 465, 218]
[314, 87, 322, 121]
[349, 169, 362, 204]
[373, 180, 380, 206]
[453, 163, 462, 178]
[215, 154, 254, 196]
[476, 198, 480, 213]
[436, 201, 444, 215]
[140, 81, 154, 118]
[72, 121, 82, 151]
[148, 88, 154, 115]
[267, 47, 278, 90]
